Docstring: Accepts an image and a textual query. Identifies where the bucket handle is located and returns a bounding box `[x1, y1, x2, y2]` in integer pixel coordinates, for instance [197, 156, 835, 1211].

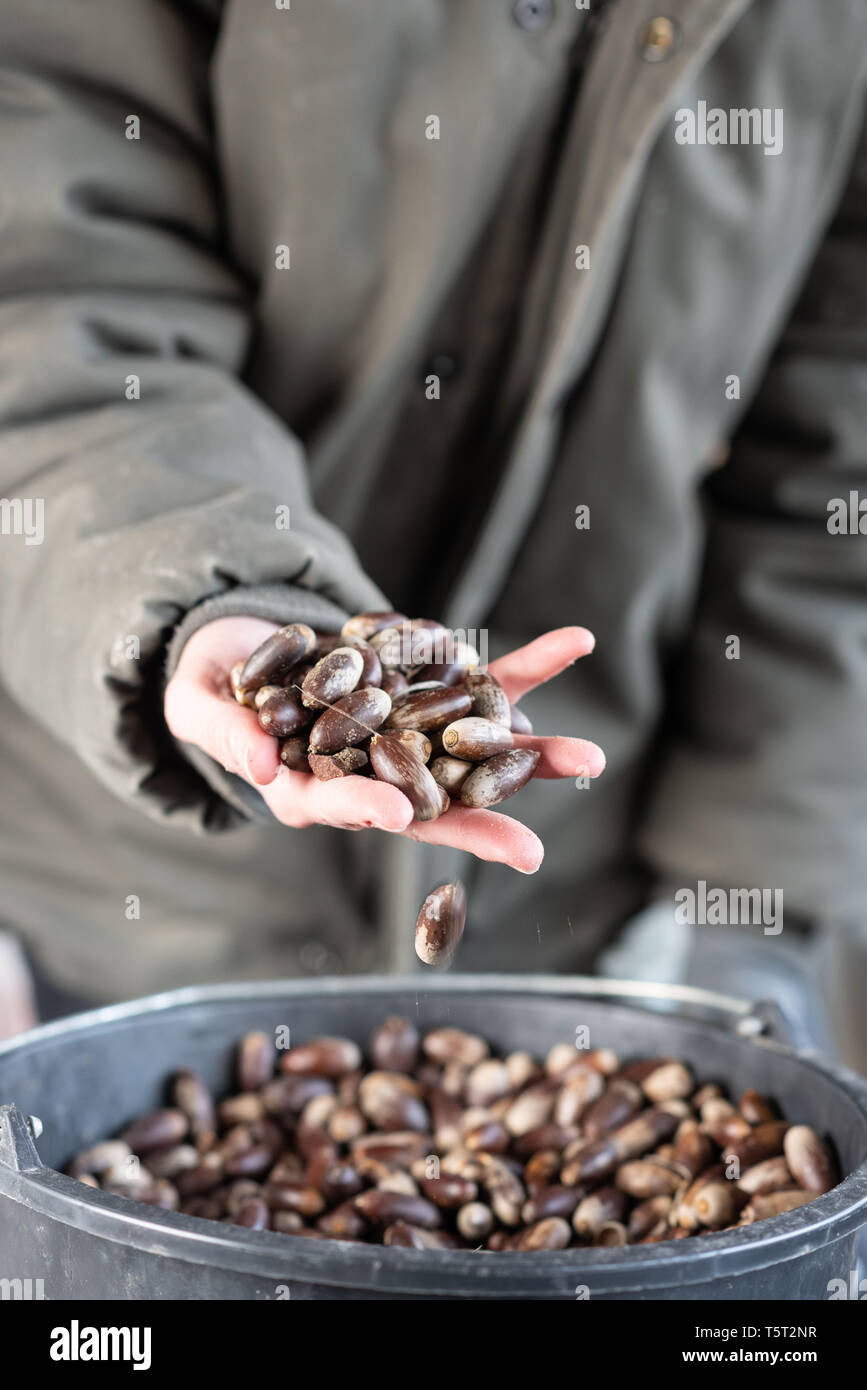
[0, 1105, 44, 1172]
[473, 976, 798, 1046]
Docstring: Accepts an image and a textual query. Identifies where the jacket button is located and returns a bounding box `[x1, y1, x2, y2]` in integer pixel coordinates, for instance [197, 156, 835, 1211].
[639, 16, 680, 61]
[704, 440, 730, 472]
[421, 351, 460, 383]
[512, 0, 554, 34]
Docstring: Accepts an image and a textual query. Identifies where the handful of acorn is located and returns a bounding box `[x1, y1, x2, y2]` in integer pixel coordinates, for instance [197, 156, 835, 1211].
[230, 612, 540, 823]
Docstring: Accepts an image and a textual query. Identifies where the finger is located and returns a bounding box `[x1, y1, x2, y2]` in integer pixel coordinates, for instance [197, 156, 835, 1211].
[404, 803, 544, 874]
[263, 767, 415, 832]
[164, 673, 280, 786]
[513, 733, 606, 779]
[489, 626, 595, 703]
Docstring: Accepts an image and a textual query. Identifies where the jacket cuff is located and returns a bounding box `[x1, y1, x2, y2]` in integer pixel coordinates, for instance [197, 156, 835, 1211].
[164, 583, 351, 823]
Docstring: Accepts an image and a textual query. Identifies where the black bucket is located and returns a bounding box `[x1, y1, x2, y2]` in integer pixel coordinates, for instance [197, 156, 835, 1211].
[1, 975, 866, 1300]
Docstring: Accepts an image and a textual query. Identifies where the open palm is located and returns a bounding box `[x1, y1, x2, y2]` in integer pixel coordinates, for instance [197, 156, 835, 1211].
[165, 619, 604, 873]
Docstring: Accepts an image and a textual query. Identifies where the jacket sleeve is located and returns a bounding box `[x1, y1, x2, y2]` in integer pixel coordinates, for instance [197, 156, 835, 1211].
[639, 110, 867, 926]
[0, 1, 386, 831]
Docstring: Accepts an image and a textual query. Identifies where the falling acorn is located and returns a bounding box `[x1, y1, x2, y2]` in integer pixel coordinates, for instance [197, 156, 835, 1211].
[414, 880, 467, 967]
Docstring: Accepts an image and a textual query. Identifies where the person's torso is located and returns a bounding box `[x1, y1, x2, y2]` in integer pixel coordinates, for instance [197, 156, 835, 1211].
[5, 0, 866, 997]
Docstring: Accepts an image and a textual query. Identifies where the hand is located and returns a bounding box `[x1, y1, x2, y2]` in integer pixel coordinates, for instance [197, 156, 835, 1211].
[165, 618, 604, 872]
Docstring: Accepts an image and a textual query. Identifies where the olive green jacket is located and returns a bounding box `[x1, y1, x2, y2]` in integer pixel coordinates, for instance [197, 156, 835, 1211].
[1, 0, 866, 999]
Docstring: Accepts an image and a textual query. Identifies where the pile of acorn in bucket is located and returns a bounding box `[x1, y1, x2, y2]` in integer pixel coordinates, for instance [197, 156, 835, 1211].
[68, 1019, 842, 1252]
